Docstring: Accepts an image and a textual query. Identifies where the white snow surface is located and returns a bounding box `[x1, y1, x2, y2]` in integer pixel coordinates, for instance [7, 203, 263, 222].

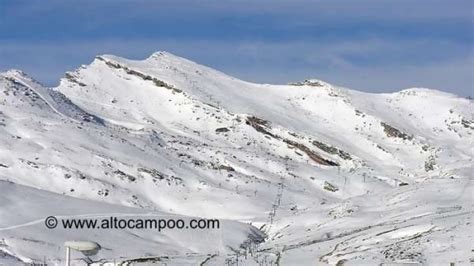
[0, 52, 472, 265]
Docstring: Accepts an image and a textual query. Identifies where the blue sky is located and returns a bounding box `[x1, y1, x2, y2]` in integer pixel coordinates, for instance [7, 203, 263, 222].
[0, 0, 472, 96]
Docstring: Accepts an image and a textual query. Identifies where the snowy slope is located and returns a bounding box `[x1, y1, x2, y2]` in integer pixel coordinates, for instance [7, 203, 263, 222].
[0, 181, 261, 264]
[0, 52, 472, 265]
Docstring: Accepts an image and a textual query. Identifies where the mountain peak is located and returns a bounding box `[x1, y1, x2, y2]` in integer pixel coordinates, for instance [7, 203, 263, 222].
[1, 69, 43, 88]
[2, 69, 30, 79]
[144, 51, 203, 68]
[93, 51, 189, 65]
[147, 50, 177, 59]
[289, 79, 331, 88]
[1, 51, 472, 265]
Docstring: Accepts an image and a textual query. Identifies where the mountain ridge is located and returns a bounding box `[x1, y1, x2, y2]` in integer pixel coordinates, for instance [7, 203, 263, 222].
[1, 51, 467, 99]
[0, 51, 471, 265]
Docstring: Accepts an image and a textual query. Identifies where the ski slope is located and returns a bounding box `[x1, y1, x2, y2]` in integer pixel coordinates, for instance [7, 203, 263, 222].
[0, 52, 472, 265]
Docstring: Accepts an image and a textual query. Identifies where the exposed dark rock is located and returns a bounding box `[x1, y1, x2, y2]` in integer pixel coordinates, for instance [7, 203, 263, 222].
[64, 72, 87, 87]
[138, 167, 165, 180]
[122, 257, 167, 264]
[98, 189, 109, 197]
[216, 165, 235, 172]
[97, 56, 182, 93]
[355, 110, 365, 117]
[245, 116, 338, 166]
[191, 159, 205, 167]
[424, 155, 436, 172]
[284, 139, 339, 166]
[246, 116, 270, 127]
[461, 119, 474, 130]
[246, 116, 278, 138]
[289, 80, 324, 87]
[312, 140, 352, 160]
[113, 169, 137, 182]
[138, 167, 183, 186]
[323, 181, 339, 192]
[215, 127, 230, 133]
[24, 160, 39, 169]
[381, 122, 413, 140]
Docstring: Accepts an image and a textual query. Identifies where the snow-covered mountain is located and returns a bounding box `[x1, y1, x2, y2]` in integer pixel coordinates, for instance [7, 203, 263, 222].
[0, 52, 472, 265]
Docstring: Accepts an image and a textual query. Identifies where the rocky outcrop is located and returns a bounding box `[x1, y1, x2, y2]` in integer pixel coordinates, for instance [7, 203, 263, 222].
[96, 56, 182, 93]
[312, 140, 352, 160]
[245, 116, 339, 166]
[381, 122, 413, 140]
